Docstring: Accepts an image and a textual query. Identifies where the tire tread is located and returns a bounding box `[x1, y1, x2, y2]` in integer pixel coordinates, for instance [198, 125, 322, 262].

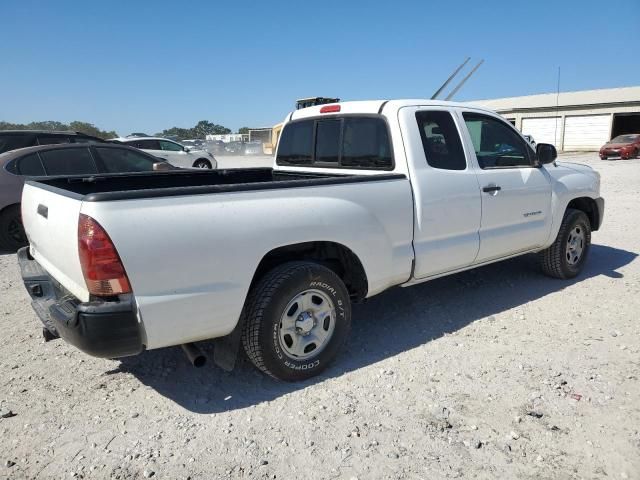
[241, 262, 318, 379]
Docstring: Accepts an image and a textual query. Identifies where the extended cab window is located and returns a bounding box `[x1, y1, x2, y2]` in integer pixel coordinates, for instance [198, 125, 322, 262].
[39, 148, 97, 175]
[415, 111, 466, 170]
[462, 113, 531, 169]
[277, 116, 392, 169]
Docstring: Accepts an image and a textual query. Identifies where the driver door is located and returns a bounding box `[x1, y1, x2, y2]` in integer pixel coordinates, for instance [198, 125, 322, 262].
[458, 111, 552, 262]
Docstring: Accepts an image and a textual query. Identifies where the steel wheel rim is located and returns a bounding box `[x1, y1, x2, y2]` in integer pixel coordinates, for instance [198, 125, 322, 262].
[278, 289, 336, 360]
[566, 225, 585, 265]
[197, 162, 208, 168]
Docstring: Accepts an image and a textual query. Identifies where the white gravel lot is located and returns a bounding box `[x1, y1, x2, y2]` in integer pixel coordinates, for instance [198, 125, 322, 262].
[0, 153, 638, 480]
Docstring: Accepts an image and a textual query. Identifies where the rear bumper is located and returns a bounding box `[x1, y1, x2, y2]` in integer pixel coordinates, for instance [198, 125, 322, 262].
[18, 247, 144, 358]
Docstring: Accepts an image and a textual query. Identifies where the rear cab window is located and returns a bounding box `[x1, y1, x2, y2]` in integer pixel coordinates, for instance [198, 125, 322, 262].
[276, 116, 393, 170]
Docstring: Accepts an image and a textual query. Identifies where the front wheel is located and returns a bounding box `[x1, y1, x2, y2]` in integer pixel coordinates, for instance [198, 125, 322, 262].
[539, 208, 591, 279]
[193, 159, 212, 169]
[241, 261, 351, 381]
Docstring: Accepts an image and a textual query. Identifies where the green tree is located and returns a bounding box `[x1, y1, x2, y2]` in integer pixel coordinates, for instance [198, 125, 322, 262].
[238, 127, 249, 134]
[0, 120, 117, 139]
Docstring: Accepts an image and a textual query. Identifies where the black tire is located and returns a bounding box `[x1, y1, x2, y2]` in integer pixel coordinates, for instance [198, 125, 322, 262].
[0, 205, 28, 251]
[193, 159, 212, 169]
[241, 261, 351, 381]
[539, 208, 591, 279]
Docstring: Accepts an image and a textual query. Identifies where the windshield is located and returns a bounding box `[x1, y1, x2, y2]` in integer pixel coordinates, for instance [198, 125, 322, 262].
[610, 134, 639, 143]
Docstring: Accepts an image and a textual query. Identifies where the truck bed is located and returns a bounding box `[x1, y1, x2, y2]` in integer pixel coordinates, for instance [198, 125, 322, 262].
[29, 168, 405, 202]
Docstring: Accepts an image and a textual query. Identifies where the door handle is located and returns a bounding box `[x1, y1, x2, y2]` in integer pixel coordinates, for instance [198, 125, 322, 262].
[482, 185, 501, 193]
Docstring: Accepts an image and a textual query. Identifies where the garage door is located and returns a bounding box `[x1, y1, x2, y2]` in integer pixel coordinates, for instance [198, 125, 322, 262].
[521, 117, 561, 147]
[563, 115, 611, 151]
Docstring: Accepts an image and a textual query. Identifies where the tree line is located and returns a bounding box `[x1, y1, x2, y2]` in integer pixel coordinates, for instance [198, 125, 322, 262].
[0, 120, 117, 139]
[156, 121, 253, 140]
[1, 119, 250, 141]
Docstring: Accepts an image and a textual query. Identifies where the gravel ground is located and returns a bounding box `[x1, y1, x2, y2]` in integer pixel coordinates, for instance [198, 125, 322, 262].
[1, 153, 638, 480]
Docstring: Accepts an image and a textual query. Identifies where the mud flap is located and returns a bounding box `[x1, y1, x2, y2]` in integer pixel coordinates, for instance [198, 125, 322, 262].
[213, 322, 243, 371]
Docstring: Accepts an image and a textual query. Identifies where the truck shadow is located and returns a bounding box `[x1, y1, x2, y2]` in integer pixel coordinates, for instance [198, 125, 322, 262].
[111, 244, 636, 414]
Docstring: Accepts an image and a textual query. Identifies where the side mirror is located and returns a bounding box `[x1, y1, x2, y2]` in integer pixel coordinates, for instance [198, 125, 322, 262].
[536, 143, 557, 165]
[184, 147, 191, 153]
[152, 161, 172, 171]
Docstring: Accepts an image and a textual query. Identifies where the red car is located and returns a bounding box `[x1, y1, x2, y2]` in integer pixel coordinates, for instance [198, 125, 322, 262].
[599, 134, 640, 160]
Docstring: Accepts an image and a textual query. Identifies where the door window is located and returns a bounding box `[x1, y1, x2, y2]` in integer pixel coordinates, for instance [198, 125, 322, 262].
[17, 153, 46, 176]
[37, 135, 71, 146]
[133, 139, 162, 150]
[39, 148, 97, 175]
[94, 147, 158, 172]
[0, 134, 37, 154]
[415, 111, 466, 170]
[160, 140, 183, 152]
[462, 113, 532, 169]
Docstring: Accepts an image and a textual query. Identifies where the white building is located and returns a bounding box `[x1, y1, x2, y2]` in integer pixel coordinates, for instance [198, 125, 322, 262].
[470, 86, 640, 151]
[206, 133, 244, 143]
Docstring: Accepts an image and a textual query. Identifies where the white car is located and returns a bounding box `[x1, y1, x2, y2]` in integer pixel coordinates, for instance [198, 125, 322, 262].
[523, 134, 536, 149]
[110, 137, 217, 169]
[19, 99, 604, 381]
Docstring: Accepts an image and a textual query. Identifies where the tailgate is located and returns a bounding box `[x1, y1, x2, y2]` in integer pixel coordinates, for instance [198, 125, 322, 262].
[21, 182, 90, 302]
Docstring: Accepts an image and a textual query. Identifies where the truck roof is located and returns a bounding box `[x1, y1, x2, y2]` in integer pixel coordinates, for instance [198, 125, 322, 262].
[289, 99, 495, 121]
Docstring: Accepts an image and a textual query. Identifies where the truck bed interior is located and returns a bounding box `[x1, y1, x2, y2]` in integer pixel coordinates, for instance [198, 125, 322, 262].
[30, 168, 404, 202]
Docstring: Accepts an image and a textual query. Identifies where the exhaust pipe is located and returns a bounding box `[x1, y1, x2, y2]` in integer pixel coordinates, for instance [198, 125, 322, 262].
[181, 343, 207, 368]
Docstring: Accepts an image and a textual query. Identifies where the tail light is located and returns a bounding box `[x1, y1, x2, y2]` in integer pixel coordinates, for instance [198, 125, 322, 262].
[78, 214, 131, 296]
[320, 104, 341, 113]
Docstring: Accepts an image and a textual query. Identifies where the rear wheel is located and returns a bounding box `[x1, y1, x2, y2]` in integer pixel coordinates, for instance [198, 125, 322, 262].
[539, 208, 591, 279]
[193, 159, 212, 169]
[0, 205, 27, 251]
[241, 261, 351, 381]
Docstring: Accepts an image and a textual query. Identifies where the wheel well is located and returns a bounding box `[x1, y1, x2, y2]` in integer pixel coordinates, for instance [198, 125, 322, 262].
[567, 197, 600, 231]
[0, 202, 21, 216]
[251, 241, 368, 301]
[194, 158, 211, 166]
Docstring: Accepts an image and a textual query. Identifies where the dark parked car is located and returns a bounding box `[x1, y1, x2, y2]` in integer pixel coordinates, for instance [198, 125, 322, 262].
[0, 143, 173, 250]
[0, 130, 105, 156]
[599, 134, 640, 160]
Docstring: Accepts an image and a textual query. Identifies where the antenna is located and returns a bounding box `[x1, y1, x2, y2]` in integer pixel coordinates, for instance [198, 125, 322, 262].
[430, 57, 471, 100]
[444, 59, 484, 101]
[554, 66, 561, 146]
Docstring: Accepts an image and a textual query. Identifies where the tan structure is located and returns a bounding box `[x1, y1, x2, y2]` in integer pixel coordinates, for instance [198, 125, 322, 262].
[469, 86, 640, 151]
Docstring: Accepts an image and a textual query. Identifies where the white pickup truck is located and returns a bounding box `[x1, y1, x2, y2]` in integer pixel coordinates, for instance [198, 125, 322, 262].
[18, 100, 604, 381]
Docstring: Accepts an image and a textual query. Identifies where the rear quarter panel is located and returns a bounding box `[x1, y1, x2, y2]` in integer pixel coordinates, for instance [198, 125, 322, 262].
[81, 178, 415, 349]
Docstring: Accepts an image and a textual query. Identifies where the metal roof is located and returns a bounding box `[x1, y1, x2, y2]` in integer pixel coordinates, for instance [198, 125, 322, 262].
[468, 86, 640, 112]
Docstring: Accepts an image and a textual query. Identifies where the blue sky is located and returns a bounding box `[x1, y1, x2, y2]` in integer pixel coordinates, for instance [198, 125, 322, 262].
[1, 0, 638, 136]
